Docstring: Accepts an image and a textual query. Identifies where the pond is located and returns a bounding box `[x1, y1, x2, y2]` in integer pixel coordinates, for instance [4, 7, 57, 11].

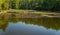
[0, 18, 60, 35]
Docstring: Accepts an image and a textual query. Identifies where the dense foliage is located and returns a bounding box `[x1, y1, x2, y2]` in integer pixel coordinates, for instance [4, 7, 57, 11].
[0, 0, 60, 11]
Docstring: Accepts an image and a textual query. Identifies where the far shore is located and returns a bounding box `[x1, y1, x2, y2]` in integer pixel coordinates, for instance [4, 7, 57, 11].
[0, 10, 60, 18]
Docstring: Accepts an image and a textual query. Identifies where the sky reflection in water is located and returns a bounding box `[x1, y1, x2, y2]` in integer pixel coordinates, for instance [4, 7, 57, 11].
[0, 22, 60, 35]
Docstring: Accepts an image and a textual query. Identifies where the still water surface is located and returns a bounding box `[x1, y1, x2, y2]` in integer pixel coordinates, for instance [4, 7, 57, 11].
[0, 18, 60, 35]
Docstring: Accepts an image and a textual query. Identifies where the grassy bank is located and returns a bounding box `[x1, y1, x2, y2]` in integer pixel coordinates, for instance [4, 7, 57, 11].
[0, 10, 60, 18]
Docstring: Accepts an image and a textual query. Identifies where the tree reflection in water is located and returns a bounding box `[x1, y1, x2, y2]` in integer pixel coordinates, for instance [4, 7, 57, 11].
[0, 17, 60, 31]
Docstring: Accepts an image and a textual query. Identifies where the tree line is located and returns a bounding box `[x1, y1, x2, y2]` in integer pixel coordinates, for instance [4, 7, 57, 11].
[0, 0, 60, 11]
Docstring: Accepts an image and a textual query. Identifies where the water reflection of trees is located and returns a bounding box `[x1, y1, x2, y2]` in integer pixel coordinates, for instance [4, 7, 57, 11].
[0, 18, 60, 31]
[20, 18, 60, 30]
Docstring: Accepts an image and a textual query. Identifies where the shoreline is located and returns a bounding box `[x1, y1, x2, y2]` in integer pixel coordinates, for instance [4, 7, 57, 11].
[0, 10, 60, 18]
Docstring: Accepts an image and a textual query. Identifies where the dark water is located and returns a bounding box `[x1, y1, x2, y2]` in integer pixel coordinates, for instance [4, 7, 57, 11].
[0, 18, 60, 35]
